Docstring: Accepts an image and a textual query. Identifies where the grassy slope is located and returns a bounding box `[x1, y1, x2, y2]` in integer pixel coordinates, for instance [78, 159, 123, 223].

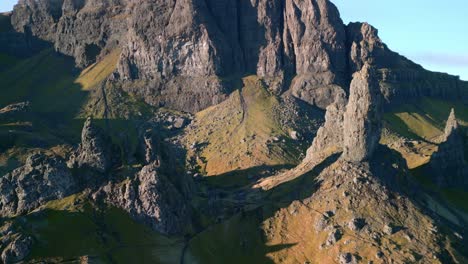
[0, 49, 85, 114]
[385, 98, 468, 218]
[0, 48, 185, 262]
[0, 47, 150, 166]
[183, 76, 301, 180]
[14, 195, 183, 263]
[384, 97, 468, 141]
[75, 49, 121, 91]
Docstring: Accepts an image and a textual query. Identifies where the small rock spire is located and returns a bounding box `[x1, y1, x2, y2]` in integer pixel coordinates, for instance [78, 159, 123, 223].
[429, 108, 467, 187]
[444, 108, 458, 140]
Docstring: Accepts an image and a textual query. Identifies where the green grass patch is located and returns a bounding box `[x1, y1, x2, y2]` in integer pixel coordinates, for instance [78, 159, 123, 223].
[187, 210, 293, 264]
[385, 97, 468, 141]
[441, 189, 468, 213]
[16, 197, 183, 263]
[0, 49, 86, 116]
[0, 53, 18, 71]
[183, 76, 300, 178]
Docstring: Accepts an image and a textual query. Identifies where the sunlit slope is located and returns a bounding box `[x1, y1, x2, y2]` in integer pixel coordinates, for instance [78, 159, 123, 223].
[183, 76, 310, 177]
[383, 98, 468, 169]
[384, 98, 468, 141]
[0, 48, 121, 116]
[75, 49, 121, 91]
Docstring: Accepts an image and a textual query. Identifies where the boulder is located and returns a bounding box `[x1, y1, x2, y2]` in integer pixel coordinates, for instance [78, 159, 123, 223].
[0, 153, 76, 217]
[348, 218, 366, 231]
[94, 162, 191, 235]
[338, 252, 358, 264]
[326, 228, 342, 246]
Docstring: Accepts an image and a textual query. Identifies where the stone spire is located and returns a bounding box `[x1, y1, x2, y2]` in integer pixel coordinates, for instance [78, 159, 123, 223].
[342, 63, 383, 162]
[444, 108, 459, 140]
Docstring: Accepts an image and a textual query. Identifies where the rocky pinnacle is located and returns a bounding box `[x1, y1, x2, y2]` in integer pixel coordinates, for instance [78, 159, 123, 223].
[444, 108, 459, 140]
[430, 108, 467, 187]
[342, 64, 383, 162]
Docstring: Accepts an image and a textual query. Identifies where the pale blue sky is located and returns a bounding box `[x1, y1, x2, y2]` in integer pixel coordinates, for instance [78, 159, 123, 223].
[1, 0, 467, 80]
[333, 0, 468, 80]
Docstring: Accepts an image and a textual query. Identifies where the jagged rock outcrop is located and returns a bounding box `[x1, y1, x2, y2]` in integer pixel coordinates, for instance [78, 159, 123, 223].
[258, 149, 460, 263]
[142, 129, 159, 165]
[0, 153, 77, 217]
[286, 0, 348, 108]
[443, 109, 460, 140]
[429, 109, 467, 187]
[342, 64, 383, 162]
[306, 90, 347, 158]
[94, 162, 191, 235]
[345, 22, 416, 73]
[7, 0, 468, 111]
[8, 0, 349, 112]
[68, 117, 112, 173]
[12, 0, 128, 67]
[0, 12, 48, 57]
[346, 22, 468, 104]
[1, 234, 33, 263]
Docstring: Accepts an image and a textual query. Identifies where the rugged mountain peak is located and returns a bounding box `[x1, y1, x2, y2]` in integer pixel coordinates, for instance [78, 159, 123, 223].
[444, 108, 459, 139]
[68, 117, 112, 173]
[342, 63, 383, 162]
[7, 0, 467, 112]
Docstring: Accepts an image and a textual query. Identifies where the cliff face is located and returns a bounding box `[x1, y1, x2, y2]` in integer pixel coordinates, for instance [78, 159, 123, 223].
[6, 0, 468, 112]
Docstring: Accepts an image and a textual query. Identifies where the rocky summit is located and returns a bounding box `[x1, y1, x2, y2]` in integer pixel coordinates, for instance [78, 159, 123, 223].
[0, 0, 467, 263]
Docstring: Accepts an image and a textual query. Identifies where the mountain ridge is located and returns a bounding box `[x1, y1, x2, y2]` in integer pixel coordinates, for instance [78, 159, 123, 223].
[0, 1, 467, 263]
[5, 0, 468, 112]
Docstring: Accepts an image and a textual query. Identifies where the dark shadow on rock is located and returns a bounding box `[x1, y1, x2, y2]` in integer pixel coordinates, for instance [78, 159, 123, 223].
[201, 164, 296, 189]
[0, 17, 92, 152]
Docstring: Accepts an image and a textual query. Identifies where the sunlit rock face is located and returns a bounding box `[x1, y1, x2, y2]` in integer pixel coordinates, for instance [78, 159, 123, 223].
[342, 64, 383, 163]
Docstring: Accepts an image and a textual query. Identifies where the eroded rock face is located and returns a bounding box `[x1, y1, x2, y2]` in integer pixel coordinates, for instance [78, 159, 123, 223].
[286, 0, 348, 108]
[0, 153, 76, 217]
[306, 90, 347, 158]
[94, 162, 190, 235]
[342, 64, 383, 162]
[430, 109, 467, 187]
[12, 0, 128, 67]
[9, 0, 467, 112]
[142, 129, 159, 165]
[68, 117, 112, 173]
[10, 0, 349, 112]
[346, 22, 413, 73]
[1, 234, 33, 263]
